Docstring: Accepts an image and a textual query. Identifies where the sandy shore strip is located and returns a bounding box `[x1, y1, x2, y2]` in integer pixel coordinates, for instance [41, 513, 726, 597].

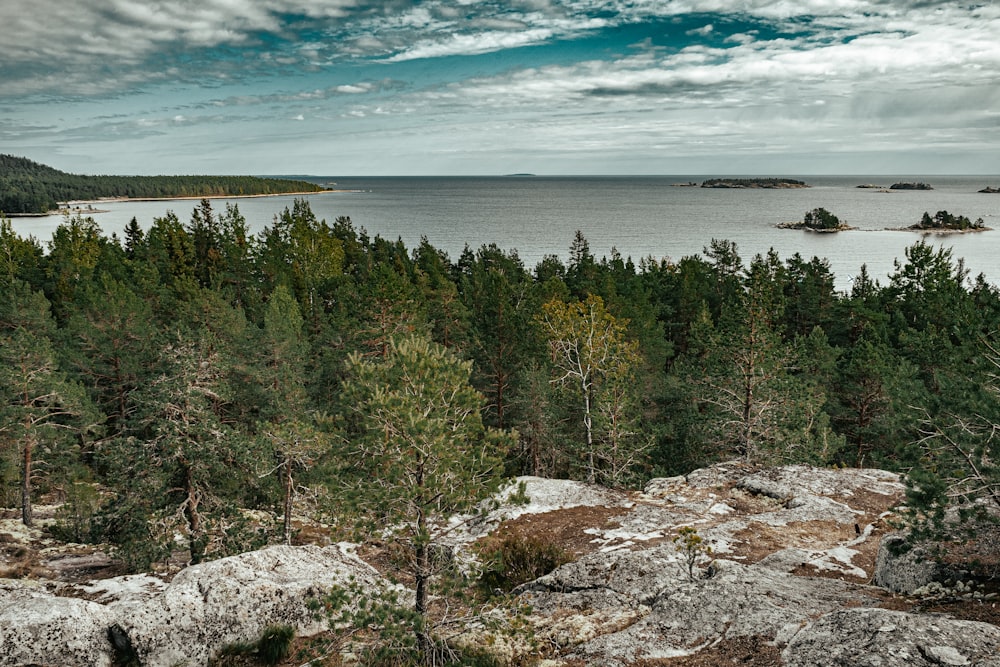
[6, 189, 354, 217]
[68, 188, 350, 205]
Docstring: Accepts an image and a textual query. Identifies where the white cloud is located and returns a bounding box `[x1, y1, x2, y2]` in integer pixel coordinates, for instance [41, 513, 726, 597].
[3, 0, 1000, 174]
[336, 84, 373, 94]
[384, 28, 555, 62]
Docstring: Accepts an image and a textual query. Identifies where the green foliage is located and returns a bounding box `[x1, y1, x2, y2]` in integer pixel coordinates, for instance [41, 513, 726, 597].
[334, 332, 515, 662]
[256, 625, 295, 665]
[0, 279, 99, 525]
[911, 210, 984, 231]
[539, 294, 644, 484]
[802, 207, 842, 230]
[323, 578, 512, 667]
[50, 481, 102, 543]
[211, 624, 295, 666]
[701, 178, 807, 188]
[673, 526, 712, 581]
[900, 340, 1000, 543]
[94, 330, 270, 570]
[508, 480, 531, 506]
[2, 200, 1000, 573]
[479, 533, 572, 593]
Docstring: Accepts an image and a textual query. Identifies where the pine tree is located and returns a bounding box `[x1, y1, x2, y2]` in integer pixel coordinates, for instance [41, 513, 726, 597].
[336, 333, 512, 661]
[258, 285, 328, 545]
[0, 280, 97, 525]
[97, 332, 266, 569]
[457, 244, 538, 431]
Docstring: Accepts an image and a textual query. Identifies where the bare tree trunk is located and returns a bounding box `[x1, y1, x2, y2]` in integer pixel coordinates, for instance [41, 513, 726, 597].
[283, 459, 294, 545]
[583, 382, 594, 484]
[21, 438, 33, 527]
[184, 465, 203, 564]
[414, 506, 432, 663]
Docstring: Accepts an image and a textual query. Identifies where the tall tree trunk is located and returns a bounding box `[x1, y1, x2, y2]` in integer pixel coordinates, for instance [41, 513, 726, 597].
[583, 380, 594, 484]
[413, 506, 432, 663]
[184, 465, 204, 564]
[742, 372, 753, 461]
[21, 437, 33, 527]
[283, 459, 294, 546]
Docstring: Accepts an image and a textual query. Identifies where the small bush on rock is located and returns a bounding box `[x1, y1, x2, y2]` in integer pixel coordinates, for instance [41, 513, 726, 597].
[211, 624, 295, 666]
[480, 533, 572, 593]
[674, 526, 712, 581]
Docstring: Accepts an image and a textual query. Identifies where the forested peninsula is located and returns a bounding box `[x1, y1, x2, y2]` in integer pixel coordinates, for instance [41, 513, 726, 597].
[0, 154, 326, 215]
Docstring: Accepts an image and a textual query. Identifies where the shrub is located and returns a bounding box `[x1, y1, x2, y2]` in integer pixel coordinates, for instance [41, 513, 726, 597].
[673, 526, 712, 581]
[480, 533, 572, 593]
[210, 624, 295, 666]
[257, 625, 295, 665]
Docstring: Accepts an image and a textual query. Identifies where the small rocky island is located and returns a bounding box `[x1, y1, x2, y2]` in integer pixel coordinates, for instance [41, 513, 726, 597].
[777, 207, 853, 232]
[701, 177, 809, 189]
[890, 181, 934, 190]
[901, 209, 989, 233]
[979, 186, 1000, 193]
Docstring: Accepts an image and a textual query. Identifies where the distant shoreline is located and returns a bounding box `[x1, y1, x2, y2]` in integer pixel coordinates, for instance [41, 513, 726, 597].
[8, 189, 342, 217]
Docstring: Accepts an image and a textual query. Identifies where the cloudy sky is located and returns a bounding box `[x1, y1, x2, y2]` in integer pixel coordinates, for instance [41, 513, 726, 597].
[2, 0, 999, 176]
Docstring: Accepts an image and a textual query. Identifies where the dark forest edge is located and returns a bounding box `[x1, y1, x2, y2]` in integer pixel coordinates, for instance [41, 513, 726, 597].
[0, 154, 327, 215]
[1, 197, 998, 579]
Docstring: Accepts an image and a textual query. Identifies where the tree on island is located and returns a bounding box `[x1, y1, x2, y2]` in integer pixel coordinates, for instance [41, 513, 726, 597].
[803, 208, 842, 230]
[777, 208, 846, 232]
[910, 210, 985, 231]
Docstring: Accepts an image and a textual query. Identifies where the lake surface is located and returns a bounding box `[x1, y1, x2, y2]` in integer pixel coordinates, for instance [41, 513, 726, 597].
[13, 175, 1000, 291]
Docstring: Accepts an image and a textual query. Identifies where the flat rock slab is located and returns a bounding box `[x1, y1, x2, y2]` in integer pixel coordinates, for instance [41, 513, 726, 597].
[784, 607, 1000, 666]
[0, 544, 390, 667]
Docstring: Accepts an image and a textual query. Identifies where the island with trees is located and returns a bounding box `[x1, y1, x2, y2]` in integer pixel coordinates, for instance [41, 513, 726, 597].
[701, 177, 809, 188]
[0, 154, 328, 215]
[890, 181, 933, 190]
[902, 209, 989, 232]
[777, 207, 853, 232]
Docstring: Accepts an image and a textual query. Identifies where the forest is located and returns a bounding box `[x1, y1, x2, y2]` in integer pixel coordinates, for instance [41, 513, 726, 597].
[0, 154, 326, 215]
[1, 197, 998, 574]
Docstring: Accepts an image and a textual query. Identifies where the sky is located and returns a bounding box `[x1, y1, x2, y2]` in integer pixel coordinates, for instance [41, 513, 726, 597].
[2, 0, 999, 176]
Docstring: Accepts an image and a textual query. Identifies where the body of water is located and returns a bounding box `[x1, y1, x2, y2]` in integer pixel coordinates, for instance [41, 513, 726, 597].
[12, 175, 1000, 290]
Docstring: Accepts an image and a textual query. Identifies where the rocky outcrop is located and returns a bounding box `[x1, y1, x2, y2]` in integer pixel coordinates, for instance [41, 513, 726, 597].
[784, 608, 1000, 666]
[522, 554, 881, 665]
[0, 544, 389, 667]
[0, 585, 120, 666]
[493, 464, 999, 665]
[3, 464, 998, 666]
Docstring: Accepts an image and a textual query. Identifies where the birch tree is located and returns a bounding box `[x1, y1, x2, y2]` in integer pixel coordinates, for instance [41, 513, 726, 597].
[539, 294, 640, 484]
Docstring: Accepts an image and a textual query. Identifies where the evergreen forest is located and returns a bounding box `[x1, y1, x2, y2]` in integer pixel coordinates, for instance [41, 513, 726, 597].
[0, 154, 326, 215]
[2, 198, 999, 572]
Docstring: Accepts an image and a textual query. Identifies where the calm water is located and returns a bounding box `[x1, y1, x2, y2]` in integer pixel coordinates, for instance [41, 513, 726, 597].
[13, 175, 1000, 290]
